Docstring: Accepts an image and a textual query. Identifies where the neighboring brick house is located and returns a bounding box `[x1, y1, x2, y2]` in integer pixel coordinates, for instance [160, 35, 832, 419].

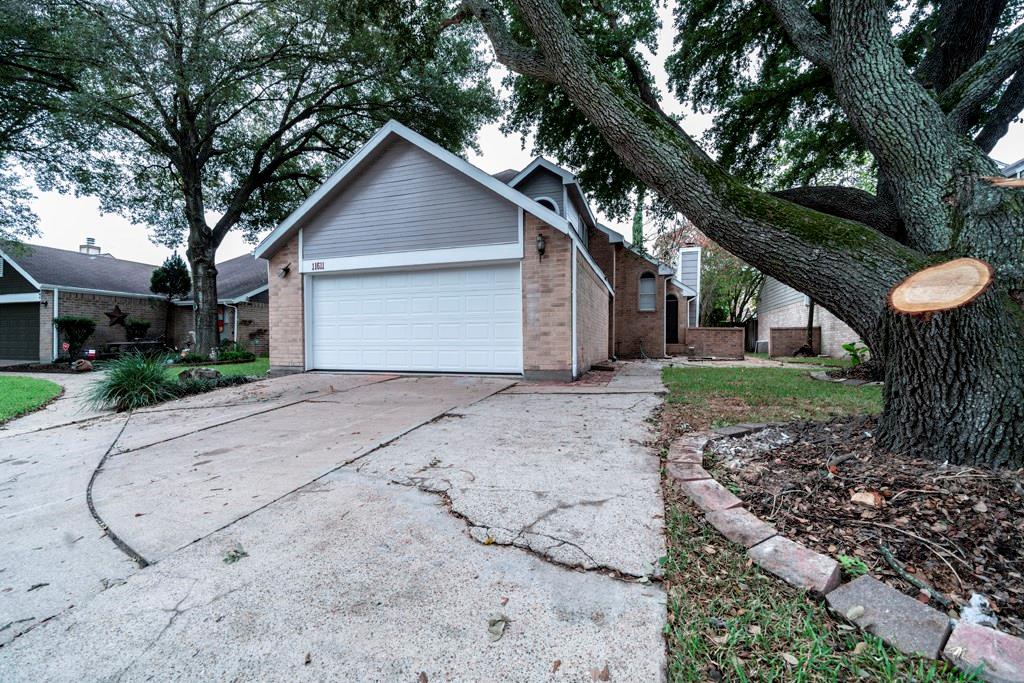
[0, 241, 268, 363]
[255, 120, 697, 379]
[756, 276, 860, 357]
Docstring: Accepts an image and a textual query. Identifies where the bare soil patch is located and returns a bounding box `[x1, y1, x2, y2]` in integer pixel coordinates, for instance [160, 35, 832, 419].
[707, 416, 1024, 637]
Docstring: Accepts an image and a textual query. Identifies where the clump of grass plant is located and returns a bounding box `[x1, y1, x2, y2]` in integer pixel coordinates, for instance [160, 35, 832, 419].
[90, 353, 177, 411]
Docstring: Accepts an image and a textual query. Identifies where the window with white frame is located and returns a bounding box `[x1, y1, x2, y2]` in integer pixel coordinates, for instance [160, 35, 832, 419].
[639, 272, 656, 311]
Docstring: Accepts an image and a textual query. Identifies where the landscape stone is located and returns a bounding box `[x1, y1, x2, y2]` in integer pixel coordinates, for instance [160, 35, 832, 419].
[712, 424, 754, 437]
[678, 478, 742, 512]
[705, 507, 777, 548]
[944, 622, 1024, 682]
[826, 575, 951, 658]
[747, 535, 841, 595]
[666, 444, 703, 464]
[665, 462, 711, 482]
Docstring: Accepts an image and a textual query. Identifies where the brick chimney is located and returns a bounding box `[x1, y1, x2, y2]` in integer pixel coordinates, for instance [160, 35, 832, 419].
[79, 237, 101, 255]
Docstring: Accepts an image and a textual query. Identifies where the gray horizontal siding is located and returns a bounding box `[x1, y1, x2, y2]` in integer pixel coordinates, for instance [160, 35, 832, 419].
[516, 168, 564, 214]
[678, 250, 700, 291]
[758, 276, 806, 312]
[302, 139, 518, 260]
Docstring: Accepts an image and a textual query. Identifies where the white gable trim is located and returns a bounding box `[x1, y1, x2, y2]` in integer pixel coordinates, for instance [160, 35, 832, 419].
[254, 120, 572, 259]
[594, 223, 624, 244]
[669, 277, 698, 297]
[508, 157, 576, 187]
[0, 248, 42, 290]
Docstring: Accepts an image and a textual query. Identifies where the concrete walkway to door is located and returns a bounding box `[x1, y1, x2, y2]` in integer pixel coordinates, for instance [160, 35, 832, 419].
[0, 364, 668, 681]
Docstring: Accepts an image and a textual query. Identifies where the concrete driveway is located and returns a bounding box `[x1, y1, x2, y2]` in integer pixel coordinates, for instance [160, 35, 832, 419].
[0, 365, 668, 681]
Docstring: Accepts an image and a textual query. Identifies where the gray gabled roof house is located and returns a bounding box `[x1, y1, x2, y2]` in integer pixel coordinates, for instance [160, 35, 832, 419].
[254, 119, 699, 378]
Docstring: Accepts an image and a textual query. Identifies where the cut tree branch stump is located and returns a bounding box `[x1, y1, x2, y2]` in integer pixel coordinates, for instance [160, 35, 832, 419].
[889, 258, 994, 315]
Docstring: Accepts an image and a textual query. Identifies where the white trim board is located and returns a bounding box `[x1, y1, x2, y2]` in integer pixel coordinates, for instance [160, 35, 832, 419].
[301, 243, 524, 274]
[0, 292, 40, 303]
[37, 285, 162, 300]
[254, 120, 573, 259]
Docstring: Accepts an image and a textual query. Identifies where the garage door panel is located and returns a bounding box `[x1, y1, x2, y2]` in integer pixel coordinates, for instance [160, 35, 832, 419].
[311, 263, 522, 373]
[0, 303, 39, 360]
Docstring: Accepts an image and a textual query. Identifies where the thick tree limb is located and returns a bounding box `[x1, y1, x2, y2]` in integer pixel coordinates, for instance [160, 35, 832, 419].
[830, 0, 963, 252]
[469, 0, 926, 343]
[944, 22, 1024, 132]
[762, 0, 833, 68]
[456, 0, 552, 82]
[770, 185, 904, 240]
[916, 0, 1008, 93]
[975, 70, 1024, 153]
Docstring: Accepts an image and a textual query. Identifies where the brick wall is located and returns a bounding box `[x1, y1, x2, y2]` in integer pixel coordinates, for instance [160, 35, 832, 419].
[575, 249, 611, 373]
[38, 289, 53, 362]
[769, 326, 821, 357]
[268, 237, 303, 372]
[231, 301, 269, 356]
[614, 246, 666, 358]
[52, 291, 168, 357]
[522, 217, 572, 379]
[758, 300, 858, 357]
[684, 327, 745, 359]
[586, 225, 616, 359]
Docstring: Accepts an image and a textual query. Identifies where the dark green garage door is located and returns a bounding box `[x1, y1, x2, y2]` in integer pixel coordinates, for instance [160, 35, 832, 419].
[0, 303, 39, 360]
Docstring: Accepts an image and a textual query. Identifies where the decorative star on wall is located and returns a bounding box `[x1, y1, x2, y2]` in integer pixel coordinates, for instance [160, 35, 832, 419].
[105, 305, 128, 327]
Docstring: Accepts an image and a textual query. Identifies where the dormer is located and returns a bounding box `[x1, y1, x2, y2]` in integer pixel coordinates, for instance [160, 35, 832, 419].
[508, 157, 598, 249]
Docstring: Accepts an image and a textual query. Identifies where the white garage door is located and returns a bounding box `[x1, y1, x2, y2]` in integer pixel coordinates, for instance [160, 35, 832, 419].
[309, 263, 522, 373]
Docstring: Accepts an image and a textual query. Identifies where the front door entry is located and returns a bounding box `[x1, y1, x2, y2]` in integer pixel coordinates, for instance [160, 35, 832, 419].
[666, 294, 679, 344]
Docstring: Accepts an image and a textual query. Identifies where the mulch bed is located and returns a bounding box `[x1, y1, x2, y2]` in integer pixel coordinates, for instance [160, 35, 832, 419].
[826, 360, 884, 382]
[0, 362, 77, 374]
[707, 416, 1024, 637]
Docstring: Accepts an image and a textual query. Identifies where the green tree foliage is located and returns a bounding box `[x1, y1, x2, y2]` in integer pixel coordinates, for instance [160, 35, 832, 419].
[0, 0, 76, 247]
[53, 316, 96, 359]
[502, 0, 663, 220]
[698, 242, 764, 325]
[23, 0, 498, 353]
[666, 0, 1024, 189]
[150, 254, 192, 302]
[500, 0, 1024, 214]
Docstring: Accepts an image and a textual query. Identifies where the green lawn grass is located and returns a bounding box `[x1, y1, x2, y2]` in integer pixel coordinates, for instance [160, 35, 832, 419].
[662, 366, 881, 428]
[165, 357, 269, 380]
[747, 351, 851, 368]
[663, 497, 973, 682]
[0, 376, 62, 423]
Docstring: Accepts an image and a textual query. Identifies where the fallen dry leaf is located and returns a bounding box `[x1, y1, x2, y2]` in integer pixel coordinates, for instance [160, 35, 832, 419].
[780, 653, 799, 666]
[552, 660, 561, 673]
[850, 491, 883, 508]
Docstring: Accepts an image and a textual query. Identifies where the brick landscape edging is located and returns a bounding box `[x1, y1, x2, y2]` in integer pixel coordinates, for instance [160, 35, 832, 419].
[665, 428, 1024, 682]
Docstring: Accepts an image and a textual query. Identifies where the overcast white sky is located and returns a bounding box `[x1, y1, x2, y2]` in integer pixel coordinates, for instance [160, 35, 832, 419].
[21, 6, 1024, 265]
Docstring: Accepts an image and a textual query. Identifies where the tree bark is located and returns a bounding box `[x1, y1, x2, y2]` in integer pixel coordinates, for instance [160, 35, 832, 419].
[463, 0, 1024, 467]
[186, 236, 219, 357]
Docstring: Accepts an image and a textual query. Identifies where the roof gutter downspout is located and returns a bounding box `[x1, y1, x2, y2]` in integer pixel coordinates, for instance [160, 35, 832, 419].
[51, 288, 59, 361]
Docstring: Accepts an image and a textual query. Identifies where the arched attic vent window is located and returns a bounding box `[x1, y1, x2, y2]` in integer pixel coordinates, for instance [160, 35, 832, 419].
[639, 272, 657, 311]
[534, 196, 558, 213]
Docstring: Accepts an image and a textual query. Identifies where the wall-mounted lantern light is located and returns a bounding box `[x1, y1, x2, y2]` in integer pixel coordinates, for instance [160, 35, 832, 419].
[277, 262, 291, 279]
[536, 233, 546, 260]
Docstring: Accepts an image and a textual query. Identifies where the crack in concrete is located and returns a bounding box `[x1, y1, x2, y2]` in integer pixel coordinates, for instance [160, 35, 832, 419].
[386, 476, 657, 584]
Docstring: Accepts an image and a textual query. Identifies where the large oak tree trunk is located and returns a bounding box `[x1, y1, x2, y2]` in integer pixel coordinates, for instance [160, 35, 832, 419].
[462, 0, 1024, 467]
[877, 294, 1024, 468]
[186, 240, 219, 358]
